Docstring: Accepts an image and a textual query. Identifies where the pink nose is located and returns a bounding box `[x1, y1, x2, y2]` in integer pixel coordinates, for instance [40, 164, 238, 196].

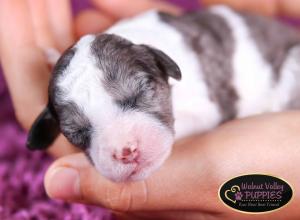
[113, 147, 140, 164]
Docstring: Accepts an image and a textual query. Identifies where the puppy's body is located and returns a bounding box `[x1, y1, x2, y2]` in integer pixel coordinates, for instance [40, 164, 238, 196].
[28, 6, 300, 182]
[106, 6, 300, 139]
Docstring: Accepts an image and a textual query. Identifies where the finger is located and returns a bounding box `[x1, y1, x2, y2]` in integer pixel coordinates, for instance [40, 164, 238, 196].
[0, 0, 78, 158]
[0, 0, 49, 128]
[27, 0, 57, 49]
[46, 0, 74, 51]
[202, 0, 278, 16]
[0, 0, 35, 52]
[74, 9, 115, 38]
[278, 0, 300, 18]
[44, 139, 220, 212]
[47, 135, 81, 158]
[91, 0, 181, 18]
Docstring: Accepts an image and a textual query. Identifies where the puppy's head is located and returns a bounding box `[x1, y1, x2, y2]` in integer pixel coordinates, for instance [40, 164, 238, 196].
[27, 34, 181, 182]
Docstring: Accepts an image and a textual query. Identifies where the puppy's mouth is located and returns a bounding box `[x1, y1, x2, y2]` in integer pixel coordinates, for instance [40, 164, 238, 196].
[105, 162, 140, 182]
[110, 146, 172, 182]
[91, 148, 167, 182]
[121, 164, 142, 182]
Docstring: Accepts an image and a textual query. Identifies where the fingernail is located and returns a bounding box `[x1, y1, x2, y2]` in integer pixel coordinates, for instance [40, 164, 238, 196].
[45, 167, 81, 200]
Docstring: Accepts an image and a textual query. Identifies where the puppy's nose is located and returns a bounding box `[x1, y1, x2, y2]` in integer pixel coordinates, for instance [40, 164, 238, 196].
[113, 145, 140, 164]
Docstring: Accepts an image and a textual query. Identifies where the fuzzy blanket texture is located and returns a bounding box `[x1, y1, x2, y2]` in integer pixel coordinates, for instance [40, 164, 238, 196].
[0, 1, 198, 220]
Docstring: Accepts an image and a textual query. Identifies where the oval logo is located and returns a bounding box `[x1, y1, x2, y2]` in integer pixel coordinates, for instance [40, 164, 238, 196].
[219, 174, 293, 213]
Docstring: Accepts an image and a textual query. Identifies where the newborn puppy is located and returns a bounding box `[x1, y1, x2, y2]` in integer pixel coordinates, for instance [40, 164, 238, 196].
[27, 5, 300, 182]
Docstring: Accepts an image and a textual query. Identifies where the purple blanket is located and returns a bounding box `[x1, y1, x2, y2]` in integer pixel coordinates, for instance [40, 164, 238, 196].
[0, 1, 198, 219]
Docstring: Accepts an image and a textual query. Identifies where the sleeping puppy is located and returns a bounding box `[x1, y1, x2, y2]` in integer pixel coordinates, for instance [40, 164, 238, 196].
[27, 5, 300, 182]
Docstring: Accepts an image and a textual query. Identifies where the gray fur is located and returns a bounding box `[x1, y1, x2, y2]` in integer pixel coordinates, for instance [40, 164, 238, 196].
[240, 12, 300, 81]
[90, 34, 179, 129]
[49, 47, 92, 150]
[159, 11, 238, 122]
[56, 101, 92, 149]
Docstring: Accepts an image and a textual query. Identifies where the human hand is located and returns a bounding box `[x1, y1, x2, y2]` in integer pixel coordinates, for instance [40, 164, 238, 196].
[3, 1, 300, 219]
[202, 0, 300, 17]
[44, 112, 300, 220]
[0, 0, 179, 158]
[0, 0, 78, 157]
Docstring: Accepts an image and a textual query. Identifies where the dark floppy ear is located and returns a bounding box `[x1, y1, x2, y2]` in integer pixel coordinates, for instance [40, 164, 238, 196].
[26, 103, 60, 150]
[143, 45, 182, 80]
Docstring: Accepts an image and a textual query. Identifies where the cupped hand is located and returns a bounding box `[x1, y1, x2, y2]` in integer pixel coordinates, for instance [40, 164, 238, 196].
[44, 112, 300, 220]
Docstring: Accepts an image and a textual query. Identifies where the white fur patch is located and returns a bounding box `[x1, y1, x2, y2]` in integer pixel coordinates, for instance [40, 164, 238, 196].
[211, 6, 276, 117]
[107, 10, 222, 140]
[57, 34, 119, 126]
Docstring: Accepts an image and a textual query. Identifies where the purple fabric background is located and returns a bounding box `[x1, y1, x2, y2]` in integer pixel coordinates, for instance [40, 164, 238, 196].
[0, 1, 198, 220]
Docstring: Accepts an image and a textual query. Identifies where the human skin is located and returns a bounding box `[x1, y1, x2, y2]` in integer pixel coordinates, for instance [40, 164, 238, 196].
[0, 0, 300, 219]
[45, 112, 300, 220]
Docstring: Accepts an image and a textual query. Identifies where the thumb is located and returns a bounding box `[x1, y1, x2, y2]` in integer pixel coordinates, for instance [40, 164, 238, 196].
[44, 139, 219, 212]
[45, 153, 154, 211]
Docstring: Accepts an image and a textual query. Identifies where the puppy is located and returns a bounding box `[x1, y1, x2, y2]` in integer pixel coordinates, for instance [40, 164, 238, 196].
[27, 6, 300, 182]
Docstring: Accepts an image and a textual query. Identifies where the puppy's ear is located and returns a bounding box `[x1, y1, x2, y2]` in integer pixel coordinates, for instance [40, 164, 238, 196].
[143, 45, 182, 80]
[26, 103, 60, 150]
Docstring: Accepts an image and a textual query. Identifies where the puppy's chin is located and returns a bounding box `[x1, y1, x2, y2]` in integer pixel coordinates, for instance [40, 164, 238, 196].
[94, 143, 172, 182]
[88, 112, 174, 182]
